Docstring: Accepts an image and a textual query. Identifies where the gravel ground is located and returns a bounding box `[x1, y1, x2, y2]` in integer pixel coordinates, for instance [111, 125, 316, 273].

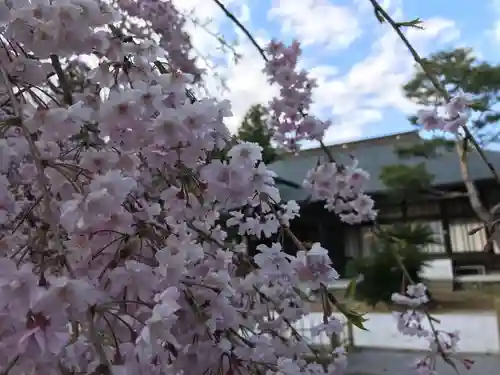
[346, 349, 500, 375]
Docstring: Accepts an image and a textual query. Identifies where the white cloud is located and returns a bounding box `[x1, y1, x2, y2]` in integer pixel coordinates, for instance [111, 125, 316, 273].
[172, 0, 275, 132]
[171, 0, 460, 144]
[489, 23, 500, 42]
[268, 0, 362, 51]
[172, 0, 237, 83]
[215, 33, 279, 132]
[347, 17, 459, 110]
[307, 16, 460, 143]
[352, 0, 401, 13]
[487, 0, 500, 43]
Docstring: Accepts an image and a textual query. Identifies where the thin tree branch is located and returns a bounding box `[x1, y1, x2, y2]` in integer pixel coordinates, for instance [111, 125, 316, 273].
[211, 0, 267, 62]
[211, 0, 336, 163]
[368, 0, 500, 187]
[50, 54, 73, 105]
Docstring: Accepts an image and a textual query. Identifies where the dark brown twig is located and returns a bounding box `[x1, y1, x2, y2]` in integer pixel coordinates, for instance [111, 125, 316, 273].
[50, 54, 73, 106]
[368, 0, 500, 187]
[211, 0, 337, 163]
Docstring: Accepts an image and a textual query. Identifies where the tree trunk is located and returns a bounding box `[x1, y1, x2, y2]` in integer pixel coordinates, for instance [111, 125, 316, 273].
[455, 142, 493, 223]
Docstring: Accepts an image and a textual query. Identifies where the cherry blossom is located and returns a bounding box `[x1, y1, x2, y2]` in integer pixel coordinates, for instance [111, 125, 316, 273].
[303, 161, 376, 224]
[417, 94, 471, 133]
[263, 40, 330, 152]
[392, 284, 473, 375]
[0, 1, 465, 375]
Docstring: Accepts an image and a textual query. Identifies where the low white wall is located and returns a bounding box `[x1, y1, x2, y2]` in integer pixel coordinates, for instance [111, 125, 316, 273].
[298, 312, 500, 354]
[295, 260, 500, 353]
[420, 258, 454, 281]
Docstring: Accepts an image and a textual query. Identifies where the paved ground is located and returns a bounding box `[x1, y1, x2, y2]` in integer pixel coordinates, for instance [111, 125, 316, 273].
[346, 349, 500, 375]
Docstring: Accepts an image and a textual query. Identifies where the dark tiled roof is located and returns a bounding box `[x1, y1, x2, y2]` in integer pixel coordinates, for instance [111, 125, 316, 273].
[268, 131, 500, 202]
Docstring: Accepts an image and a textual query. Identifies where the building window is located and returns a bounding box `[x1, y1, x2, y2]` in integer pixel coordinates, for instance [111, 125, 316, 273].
[343, 226, 377, 259]
[449, 219, 487, 253]
[344, 227, 363, 258]
[360, 225, 379, 257]
[411, 220, 446, 254]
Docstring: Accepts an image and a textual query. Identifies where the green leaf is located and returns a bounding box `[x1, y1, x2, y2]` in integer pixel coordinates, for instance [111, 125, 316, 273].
[374, 9, 385, 23]
[396, 18, 424, 29]
[343, 309, 368, 331]
[344, 277, 358, 300]
[331, 298, 368, 331]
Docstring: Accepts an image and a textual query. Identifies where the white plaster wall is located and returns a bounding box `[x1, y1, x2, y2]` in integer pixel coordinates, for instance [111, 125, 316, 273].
[420, 258, 454, 280]
[298, 312, 500, 354]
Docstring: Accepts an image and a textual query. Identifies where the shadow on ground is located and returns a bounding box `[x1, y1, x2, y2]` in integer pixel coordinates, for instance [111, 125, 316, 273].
[346, 349, 500, 375]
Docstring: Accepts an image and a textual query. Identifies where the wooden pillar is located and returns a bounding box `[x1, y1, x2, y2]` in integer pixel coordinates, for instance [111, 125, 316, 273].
[440, 200, 453, 257]
[440, 199, 459, 290]
[318, 214, 346, 277]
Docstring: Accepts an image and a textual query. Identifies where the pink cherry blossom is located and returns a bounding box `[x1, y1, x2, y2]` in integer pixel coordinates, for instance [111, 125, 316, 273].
[0, 1, 465, 375]
[417, 93, 471, 133]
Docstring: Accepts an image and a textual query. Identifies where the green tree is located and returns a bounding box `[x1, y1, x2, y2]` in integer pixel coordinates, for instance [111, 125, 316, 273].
[385, 47, 500, 225]
[345, 224, 433, 307]
[237, 104, 278, 164]
[379, 137, 456, 202]
[404, 48, 500, 145]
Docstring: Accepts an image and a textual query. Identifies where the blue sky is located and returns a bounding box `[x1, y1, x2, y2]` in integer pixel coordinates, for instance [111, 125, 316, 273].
[174, 0, 500, 146]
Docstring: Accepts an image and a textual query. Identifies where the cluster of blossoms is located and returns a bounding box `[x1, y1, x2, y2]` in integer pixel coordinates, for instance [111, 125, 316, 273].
[0, 1, 465, 375]
[263, 40, 376, 224]
[0, 1, 359, 375]
[392, 284, 473, 375]
[261, 10, 467, 375]
[416, 95, 471, 133]
[263, 40, 330, 152]
[116, 0, 201, 79]
[303, 161, 376, 224]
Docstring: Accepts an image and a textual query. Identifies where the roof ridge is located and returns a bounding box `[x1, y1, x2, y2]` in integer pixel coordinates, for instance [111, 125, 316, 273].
[276, 130, 419, 158]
